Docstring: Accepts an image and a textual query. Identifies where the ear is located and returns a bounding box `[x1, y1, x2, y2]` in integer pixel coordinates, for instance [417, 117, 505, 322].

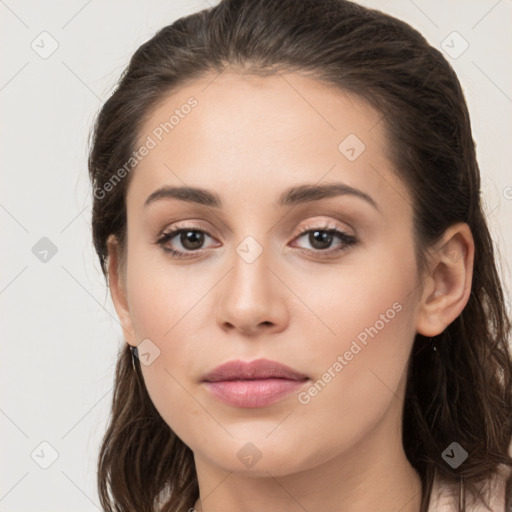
[416, 222, 475, 337]
[106, 234, 137, 347]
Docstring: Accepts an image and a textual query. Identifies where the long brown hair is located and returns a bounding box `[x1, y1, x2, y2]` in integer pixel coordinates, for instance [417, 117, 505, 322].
[88, 0, 512, 510]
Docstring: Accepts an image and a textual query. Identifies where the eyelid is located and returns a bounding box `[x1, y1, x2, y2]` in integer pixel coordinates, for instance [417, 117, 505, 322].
[156, 217, 353, 244]
[291, 218, 354, 238]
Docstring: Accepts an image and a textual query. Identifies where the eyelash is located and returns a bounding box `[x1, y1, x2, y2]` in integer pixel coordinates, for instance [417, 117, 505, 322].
[154, 223, 358, 260]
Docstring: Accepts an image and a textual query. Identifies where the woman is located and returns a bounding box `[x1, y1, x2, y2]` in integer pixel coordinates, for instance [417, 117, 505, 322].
[88, 0, 512, 510]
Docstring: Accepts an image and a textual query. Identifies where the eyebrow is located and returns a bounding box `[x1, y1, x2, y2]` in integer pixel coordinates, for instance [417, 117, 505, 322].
[144, 182, 379, 211]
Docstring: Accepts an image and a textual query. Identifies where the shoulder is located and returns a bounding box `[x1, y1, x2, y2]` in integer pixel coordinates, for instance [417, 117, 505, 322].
[428, 440, 512, 512]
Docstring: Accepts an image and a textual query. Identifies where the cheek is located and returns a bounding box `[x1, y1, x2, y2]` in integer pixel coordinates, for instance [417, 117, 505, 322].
[293, 246, 418, 412]
[294, 242, 417, 362]
[125, 244, 204, 340]
[124, 249, 214, 428]
[289, 283, 417, 464]
[125, 260, 206, 443]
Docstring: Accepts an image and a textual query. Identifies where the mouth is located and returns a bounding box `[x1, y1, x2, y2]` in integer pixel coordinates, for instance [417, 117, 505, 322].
[202, 358, 310, 408]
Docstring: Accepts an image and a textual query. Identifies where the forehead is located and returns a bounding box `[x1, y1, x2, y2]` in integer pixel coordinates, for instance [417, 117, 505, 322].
[127, 71, 411, 220]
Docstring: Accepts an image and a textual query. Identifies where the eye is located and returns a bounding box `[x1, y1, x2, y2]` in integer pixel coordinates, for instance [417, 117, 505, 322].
[290, 224, 358, 257]
[154, 222, 358, 259]
[154, 226, 217, 259]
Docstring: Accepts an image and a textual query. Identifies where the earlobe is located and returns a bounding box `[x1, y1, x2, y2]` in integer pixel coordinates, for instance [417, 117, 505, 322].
[416, 223, 475, 337]
[106, 234, 137, 346]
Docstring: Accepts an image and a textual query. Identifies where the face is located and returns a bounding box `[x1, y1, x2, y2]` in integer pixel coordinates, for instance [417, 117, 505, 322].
[111, 71, 426, 477]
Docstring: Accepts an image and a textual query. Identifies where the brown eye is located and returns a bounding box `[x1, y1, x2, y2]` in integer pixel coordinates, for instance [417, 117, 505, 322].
[291, 226, 358, 257]
[155, 226, 217, 258]
[179, 230, 205, 250]
[308, 230, 335, 250]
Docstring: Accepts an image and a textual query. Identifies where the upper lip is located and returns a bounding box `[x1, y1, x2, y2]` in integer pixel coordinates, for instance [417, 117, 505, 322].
[202, 358, 309, 382]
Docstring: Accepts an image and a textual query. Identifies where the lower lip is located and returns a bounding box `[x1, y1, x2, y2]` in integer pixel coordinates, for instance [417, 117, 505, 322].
[204, 378, 308, 408]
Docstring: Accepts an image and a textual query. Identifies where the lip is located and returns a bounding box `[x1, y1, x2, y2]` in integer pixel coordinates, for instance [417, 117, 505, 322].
[203, 358, 309, 382]
[202, 358, 309, 408]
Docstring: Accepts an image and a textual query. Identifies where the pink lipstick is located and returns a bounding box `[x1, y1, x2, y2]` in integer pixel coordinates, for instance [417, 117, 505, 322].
[202, 358, 309, 408]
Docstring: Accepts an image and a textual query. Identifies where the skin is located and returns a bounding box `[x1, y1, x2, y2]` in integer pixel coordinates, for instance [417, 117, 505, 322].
[107, 71, 474, 512]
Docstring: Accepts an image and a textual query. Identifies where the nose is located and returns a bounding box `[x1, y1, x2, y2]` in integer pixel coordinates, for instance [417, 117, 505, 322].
[216, 245, 288, 336]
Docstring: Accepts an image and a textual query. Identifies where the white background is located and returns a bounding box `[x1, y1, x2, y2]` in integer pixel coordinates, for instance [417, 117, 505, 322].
[1, 0, 511, 510]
